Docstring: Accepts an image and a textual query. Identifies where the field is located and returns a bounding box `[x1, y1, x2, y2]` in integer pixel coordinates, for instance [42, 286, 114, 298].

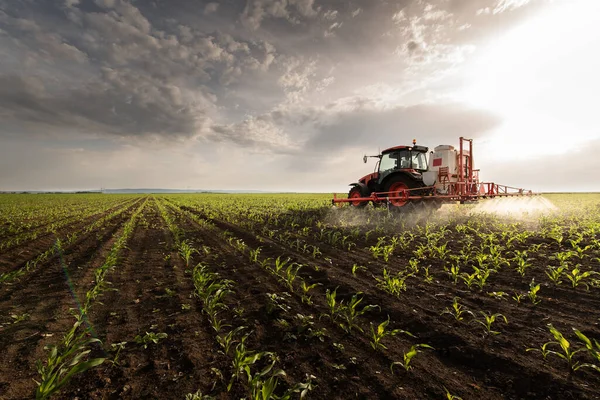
[1, 193, 599, 400]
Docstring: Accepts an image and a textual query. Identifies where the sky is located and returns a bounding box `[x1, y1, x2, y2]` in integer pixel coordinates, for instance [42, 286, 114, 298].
[0, 0, 598, 192]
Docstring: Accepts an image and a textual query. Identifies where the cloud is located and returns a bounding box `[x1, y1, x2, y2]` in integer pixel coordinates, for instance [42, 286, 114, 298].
[241, 0, 319, 30]
[0, 1, 281, 142]
[204, 2, 219, 15]
[303, 99, 502, 153]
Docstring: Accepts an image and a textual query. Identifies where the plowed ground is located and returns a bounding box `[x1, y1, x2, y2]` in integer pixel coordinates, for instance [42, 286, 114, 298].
[0, 198, 599, 400]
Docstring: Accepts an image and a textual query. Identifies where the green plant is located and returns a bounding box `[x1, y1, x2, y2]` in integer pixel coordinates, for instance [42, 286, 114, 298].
[134, 332, 168, 348]
[369, 316, 414, 351]
[390, 344, 434, 372]
[185, 390, 216, 400]
[337, 293, 379, 333]
[34, 319, 105, 399]
[546, 265, 565, 285]
[528, 279, 542, 305]
[217, 326, 247, 356]
[11, 313, 30, 323]
[179, 241, 198, 267]
[472, 312, 508, 336]
[512, 292, 525, 304]
[375, 268, 412, 297]
[441, 297, 474, 322]
[573, 328, 600, 371]
[526, 342, 553, 360]
[443, 387, 463, 400]
[108, 341, 127, 367]
[540, 324, 586, 371]
[249, 247, 262, 263]
[351, 264, 366, 275]
[564, 266, 598, 290]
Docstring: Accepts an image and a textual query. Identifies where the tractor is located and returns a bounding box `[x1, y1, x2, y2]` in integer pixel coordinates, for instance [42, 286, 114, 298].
[334, 137, 535, 210]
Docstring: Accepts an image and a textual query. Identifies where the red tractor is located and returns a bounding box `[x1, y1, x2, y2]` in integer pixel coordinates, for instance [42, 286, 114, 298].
[335, 137, 534, 210]
[348, 140, 432, 208]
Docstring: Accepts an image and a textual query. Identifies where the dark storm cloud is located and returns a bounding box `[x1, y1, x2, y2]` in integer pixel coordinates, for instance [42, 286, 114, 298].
[305, 101, 502, 152]
[0, 0, 279, 139]
[0, 0, 538, 146]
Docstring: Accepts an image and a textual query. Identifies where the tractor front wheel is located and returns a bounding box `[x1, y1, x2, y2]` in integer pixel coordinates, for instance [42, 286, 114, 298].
[348, 186, 369, 208]
[385, 179, 410, 207]
[384, 176, 424, 208]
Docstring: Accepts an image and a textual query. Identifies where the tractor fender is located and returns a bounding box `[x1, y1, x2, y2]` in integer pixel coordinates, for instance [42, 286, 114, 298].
[379, 171, 422, 190]
[348, 182, 370, 196]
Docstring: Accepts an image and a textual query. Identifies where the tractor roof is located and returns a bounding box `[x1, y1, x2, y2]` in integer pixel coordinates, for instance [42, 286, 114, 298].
[381, 145, 429, 154]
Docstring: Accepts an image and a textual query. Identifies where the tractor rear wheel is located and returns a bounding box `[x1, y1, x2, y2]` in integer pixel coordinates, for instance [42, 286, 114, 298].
[384, 176, 424, 208]
[348, 186, 369, 208]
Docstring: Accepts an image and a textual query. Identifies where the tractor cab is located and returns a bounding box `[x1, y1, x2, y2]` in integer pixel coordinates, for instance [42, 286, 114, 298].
[351, 143, 430, 206]
[376, 145, 429, 185]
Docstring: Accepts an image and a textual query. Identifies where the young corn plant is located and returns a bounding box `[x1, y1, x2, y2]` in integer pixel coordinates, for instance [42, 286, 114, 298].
[369, 316, 415, 351]
[179, 241, 198, 268]
[512, 292, 525, 304]
[351, 264, 367, 276]
[546, 265, 565, 286]
[35, 318, 105, 399]
[441, 297, 474, 322]
[540, 324, 586, 372]
[526, 342, 553, 360]
[512, 250, 531, 277]
[217, 326, 247, 356]
[472, 312, 508, 336]
[338, 293, 379, 333]
[273, 256, 292, 274]
[573, 328, 600, 371]
[134, 332, 168, 349]
[281, 264, 302, 291]
[528, 279, 542, 305]
[375, 268, 413, 297]
[564, 266, 598, 290]
[390, 344, 434, 373]
[249, 247, 262, 263]
[299, 280, 320, 305]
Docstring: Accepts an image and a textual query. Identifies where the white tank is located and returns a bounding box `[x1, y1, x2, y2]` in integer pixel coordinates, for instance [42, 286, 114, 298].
[427, 145, 471, 194]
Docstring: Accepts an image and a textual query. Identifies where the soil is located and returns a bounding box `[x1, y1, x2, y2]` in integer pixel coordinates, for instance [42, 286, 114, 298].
[0, 197, 599, 400]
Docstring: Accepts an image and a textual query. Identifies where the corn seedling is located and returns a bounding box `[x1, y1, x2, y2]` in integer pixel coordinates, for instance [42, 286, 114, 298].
[527, 279, 542, 305]
[390, 344, 434, 373]
[249, 247, 262, 263]
[369, 316, 415, 351]
[441, 297, 474, 322]
[273, 256, 291, 274]
[444, 387, 463, 400]
[338, 293, 379, 333]
[134, 332, 168, 349]
[186, 390, 216, 400]
[564, 266, 598, 290]
[351, 264, 366, 275]
[512, 292, 525, 304]
[542, 324, 586, 371]
[526, 342, 553, 360]
[34, 318, 105, 399]
[178, 241, 198, 267]
[375, 268, 412, 297]
[573, 328, 600, 371]
[546, 265, 565, 285]
[472, 312, 507, 336]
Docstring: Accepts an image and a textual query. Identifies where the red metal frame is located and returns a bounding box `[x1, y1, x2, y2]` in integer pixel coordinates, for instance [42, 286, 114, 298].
[333, 136, 536, 207]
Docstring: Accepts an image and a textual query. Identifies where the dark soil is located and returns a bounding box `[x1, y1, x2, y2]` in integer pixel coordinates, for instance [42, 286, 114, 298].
[0, 198, 599, 400]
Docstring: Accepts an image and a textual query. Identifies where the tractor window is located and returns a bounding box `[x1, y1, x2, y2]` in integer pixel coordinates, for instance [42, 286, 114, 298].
[411, 152, 428, 171]
[379, 153, 397, 172]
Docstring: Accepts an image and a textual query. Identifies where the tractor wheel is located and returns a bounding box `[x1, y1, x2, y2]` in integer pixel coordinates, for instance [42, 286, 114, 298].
[348, 186, 369, 208]
[384, 176, 424, 208]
